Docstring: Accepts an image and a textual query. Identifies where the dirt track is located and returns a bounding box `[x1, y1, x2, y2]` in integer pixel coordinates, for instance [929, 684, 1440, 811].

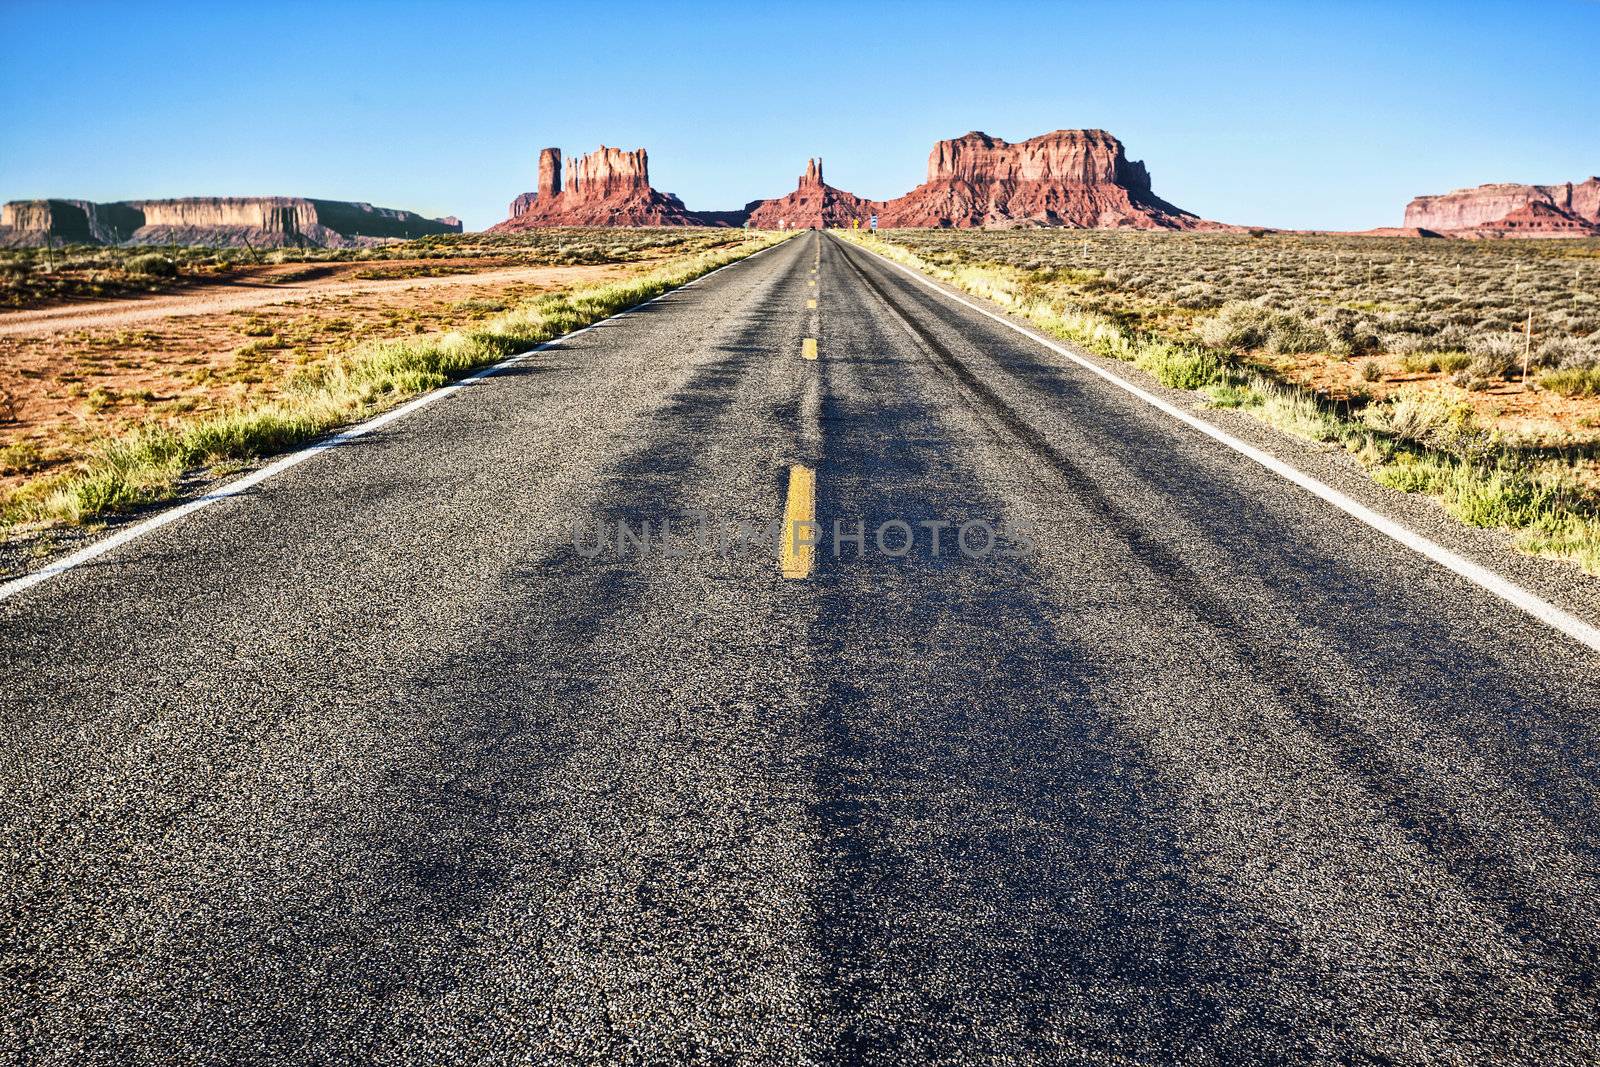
[0, 263, 613, 338]
[0, 260, 631, 492]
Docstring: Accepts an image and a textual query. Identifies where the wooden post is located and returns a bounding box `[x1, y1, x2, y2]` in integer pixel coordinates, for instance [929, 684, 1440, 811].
[1522, 309, 1533, 389]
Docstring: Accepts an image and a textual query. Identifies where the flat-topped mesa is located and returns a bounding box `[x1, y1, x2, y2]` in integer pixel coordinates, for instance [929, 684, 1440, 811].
[1403, 177, 1600, 236]
[494, 143, 717, 228]
[879, 128, 1211, 229]
[0, 197, 462, 248]
[0, 200, 144, 245]
[925, 129, 1150, 189]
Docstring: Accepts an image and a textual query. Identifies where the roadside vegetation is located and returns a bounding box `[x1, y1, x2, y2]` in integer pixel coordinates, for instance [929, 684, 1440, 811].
[844, 229, 1600, 574]
[0, 230, 788, 542]
[0, 228, 753, 309]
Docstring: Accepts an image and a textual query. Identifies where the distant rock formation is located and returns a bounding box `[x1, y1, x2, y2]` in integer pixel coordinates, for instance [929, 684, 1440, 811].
[0, 200, 145, 245]
[1403, 178, 1600, 237]
[1343, 227, 1446, 238]
[492, 129, 1219, 231]
[694, 206, 763, 227]
[492, 145, 721, 229]
[1453, 200, 1600, 238]
[0, 197, 463, 248]
[745, 158, 880, 229]
[739, 130, 1218, 230]
[876, 129, 1214, 229]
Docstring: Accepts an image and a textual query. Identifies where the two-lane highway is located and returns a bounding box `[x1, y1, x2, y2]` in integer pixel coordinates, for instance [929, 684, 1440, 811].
[4, 231, 1598, 1064]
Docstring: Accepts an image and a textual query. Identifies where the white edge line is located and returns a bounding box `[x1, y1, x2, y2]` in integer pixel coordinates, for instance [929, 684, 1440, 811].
[0, 236, 793, 604]
[846, 236, 1600, 656]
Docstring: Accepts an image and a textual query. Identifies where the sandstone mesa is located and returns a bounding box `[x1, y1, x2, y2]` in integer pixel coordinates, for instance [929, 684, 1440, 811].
[876, 129, 1216, 230]
[1402, 178, 1600, 238]
[0, 197, 462, 248]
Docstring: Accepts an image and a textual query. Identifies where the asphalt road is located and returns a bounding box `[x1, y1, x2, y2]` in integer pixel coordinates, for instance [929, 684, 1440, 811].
[4, 230, 1599, 1064]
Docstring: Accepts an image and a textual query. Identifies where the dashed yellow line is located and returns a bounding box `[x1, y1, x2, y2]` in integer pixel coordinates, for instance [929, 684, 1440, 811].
[788, 248, 819, 582]
[780, 464, 817, 580]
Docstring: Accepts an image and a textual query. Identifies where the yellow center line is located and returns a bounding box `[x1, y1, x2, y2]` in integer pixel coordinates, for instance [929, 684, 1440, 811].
[802, 337, 817, 360]
[806, 298, 816, 309]
[780, 464, 817, 580]
[808, 279, 815, 287]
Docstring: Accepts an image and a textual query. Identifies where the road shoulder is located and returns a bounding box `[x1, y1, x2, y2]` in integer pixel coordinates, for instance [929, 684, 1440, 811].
[835, 232, 1600, 642]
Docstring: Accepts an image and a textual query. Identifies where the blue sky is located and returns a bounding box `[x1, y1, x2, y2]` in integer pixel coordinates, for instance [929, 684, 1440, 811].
[2, 0, 1595, 231]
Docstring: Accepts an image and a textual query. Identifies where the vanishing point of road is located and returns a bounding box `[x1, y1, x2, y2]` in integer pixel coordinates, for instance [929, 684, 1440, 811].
[4, 232, 1599, 1064]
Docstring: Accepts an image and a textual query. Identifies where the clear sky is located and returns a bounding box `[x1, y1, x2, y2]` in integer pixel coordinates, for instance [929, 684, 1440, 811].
[2, 0, 1596, 232]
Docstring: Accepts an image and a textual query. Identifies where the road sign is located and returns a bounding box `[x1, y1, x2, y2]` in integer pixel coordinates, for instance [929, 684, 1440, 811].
[869, 214, 878, 231]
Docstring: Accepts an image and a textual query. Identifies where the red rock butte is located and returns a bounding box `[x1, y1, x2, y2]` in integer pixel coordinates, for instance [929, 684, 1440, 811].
[491, 145, 709, 229]
[1403, 178, 1600, 238]
[493, 130, 1226, 231]
[745, 158, 880, 230]
[876, 129, 1215, 230]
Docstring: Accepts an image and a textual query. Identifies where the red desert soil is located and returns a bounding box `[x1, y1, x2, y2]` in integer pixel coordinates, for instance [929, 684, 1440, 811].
[0, 259, 636, 491]
[1274, 352, 1600, 491]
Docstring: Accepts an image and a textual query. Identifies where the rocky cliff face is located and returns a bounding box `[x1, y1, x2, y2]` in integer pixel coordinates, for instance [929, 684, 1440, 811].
[1574, 179, 1600, 225]
[493, 144, 717, 229]
[568, 146, 651, 198]
[878, 129, 1211, 229]
[1466, 200, 1600, 237]
[0, 197, 462, 247]
[925, 129, 1150, 188]
[745, 158, 881, 230]
[538, 148, 562, 200]
[1403, 178, 1600, 236]
[0, 200, 146, 244]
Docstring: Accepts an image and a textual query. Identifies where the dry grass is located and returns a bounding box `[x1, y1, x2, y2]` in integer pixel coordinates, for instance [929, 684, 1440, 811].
[0, 227, 753, 309]
[846, 229, 1600, 575]
[1, 230, 789, 533]
[0, 264, 637, 493]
